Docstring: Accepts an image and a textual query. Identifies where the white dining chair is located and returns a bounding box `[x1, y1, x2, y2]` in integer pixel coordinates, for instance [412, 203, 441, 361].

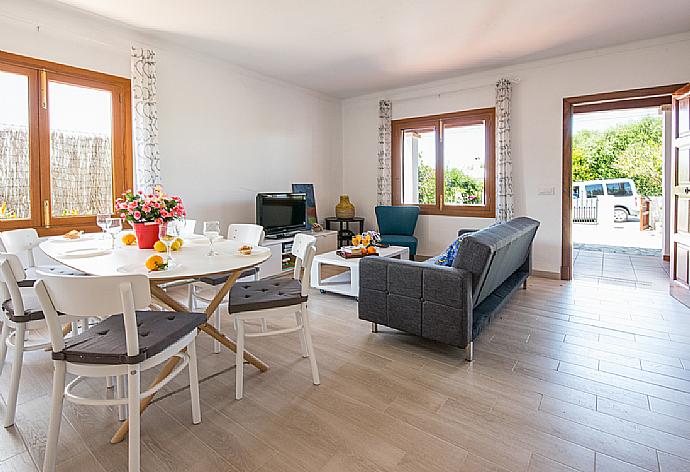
[191, 223, 265, 353]
[34, 273, 206, 472]
[0, 252, 65, 428]
[182, 219, 197, 236]
[228, 233, 320, 399]
[0, 229, 85, 280]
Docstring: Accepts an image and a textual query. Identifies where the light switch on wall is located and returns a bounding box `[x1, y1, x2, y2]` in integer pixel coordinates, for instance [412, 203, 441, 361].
[538, 186, 555, 195]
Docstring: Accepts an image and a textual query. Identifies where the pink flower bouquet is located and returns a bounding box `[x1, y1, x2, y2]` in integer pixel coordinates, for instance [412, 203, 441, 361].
[115, 189, 186, 249]
[116, 189, 186, 225]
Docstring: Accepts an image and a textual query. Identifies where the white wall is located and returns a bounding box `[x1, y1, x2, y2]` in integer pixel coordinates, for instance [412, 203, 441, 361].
[0, 0, 343, 232]
[342, 33, 690, 274]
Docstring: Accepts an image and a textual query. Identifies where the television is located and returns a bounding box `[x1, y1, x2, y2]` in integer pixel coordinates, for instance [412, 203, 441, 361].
[256, 193, 307, 237]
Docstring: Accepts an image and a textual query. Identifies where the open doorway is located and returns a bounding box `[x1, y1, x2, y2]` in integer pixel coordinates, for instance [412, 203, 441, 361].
[561, 85, 684, 286]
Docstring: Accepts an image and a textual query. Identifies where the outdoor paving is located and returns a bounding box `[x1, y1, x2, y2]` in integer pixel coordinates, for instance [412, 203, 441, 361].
[573, 249, 669, 290]
[573, 220, 662, 250]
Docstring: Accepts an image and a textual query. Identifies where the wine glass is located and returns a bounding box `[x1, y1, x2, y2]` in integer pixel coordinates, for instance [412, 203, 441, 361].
[96, 213, 109, 239]
[203, 220, 220, 256]
[104, 217, 122, 250]
[159, 222, 179, 267]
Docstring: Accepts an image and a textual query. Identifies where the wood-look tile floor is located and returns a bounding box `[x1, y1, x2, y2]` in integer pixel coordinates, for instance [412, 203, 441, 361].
[2, 276, 690, 471]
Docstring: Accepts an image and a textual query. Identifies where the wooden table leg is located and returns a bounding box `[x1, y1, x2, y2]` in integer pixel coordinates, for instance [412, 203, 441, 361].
[111, 269, 268, 444]
[149, 282, 268, 371]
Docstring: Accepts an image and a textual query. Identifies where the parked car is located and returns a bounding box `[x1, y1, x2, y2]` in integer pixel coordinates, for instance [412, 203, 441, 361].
[572, 178, 640, 222]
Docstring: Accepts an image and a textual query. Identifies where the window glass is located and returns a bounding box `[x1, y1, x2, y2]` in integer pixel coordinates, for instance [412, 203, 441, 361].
[443, 122, 486, 206]
[0, 70, 30, 220]
[48, 81, 113, 216]
[606, 182, 633, 197]
[402, 128, 436, 205]
[585, 184, 604, 198]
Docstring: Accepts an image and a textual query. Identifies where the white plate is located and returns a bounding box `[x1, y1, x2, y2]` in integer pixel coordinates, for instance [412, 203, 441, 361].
[49, 233, 100, 243]
[58, 247, 112, 258]
[235, 246, 271, 256]
[116, 262, 182, 275]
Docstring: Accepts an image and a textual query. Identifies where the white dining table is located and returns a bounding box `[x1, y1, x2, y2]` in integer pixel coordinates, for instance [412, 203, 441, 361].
[39, 232, 271, 443]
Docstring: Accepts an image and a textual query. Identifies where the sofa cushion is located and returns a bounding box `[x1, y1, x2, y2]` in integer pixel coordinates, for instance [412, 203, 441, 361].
[454, 217, 539, 307]
[388, 261, 422, 298]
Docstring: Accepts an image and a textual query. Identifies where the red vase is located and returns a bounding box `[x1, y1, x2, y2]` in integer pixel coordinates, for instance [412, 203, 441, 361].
[133, 222, 160, 249]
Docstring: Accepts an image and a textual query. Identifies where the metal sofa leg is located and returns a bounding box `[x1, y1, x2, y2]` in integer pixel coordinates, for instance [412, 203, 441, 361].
[465, 342, 474, 362]
[371, 323, 378, 333]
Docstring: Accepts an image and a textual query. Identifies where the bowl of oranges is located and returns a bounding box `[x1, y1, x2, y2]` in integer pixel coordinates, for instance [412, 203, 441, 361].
[338, 233, 379, 258]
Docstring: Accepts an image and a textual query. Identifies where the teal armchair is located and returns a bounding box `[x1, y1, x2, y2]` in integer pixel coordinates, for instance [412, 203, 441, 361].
[375, 206, 420, 259]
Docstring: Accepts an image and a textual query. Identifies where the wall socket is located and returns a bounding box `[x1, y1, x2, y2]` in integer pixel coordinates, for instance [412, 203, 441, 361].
[538, 186, 555, 195]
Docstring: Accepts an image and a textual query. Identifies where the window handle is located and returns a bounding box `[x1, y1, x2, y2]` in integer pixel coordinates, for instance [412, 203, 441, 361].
[40, 69, 47, 109]
[43, 200, 51, 228]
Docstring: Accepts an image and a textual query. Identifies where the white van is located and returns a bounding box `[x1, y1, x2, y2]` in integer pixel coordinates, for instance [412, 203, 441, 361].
[572, 178, 639, 222]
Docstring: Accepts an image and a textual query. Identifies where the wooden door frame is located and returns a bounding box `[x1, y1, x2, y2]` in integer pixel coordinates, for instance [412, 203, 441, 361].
[561, 84, 685, 280]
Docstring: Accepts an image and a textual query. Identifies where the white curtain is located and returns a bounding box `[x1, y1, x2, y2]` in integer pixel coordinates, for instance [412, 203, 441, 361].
[131, 47, 161, 194]
[377, 99, 392, 206]
[495, 78, 513, 222]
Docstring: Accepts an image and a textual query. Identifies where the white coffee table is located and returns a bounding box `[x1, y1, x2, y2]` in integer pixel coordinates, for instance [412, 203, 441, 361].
[310, 245, 409, 298]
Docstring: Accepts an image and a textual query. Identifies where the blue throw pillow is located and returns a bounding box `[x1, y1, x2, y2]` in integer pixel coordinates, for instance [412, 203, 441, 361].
[434, 234, 468, 267]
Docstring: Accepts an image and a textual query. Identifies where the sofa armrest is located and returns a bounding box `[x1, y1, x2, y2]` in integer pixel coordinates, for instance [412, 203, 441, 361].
[458, 229, 477, 237]
[358, 257, 473, 348]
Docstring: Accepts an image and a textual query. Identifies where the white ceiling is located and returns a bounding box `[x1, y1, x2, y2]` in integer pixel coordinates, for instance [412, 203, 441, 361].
[51, 0, 690, 98]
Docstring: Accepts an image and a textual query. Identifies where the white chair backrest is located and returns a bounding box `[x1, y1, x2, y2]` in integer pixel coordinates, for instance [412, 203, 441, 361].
[34, 274, 152, 356]
[0, 253, 28, 317]
[0, 228, 39, 268]
[182, 219, 197, 236]
[291, 233, 317, 295]
[227, 224, 264, 246]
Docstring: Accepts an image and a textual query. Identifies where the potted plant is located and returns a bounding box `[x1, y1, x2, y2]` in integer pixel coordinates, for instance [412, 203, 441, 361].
[116, 189, 186, 249]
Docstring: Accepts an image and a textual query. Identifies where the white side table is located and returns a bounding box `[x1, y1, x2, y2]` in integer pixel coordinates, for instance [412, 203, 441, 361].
[310, 246, 409, 298]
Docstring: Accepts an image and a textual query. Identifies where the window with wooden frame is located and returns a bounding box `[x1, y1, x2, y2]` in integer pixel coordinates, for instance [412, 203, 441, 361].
[0, 50, 132, 235]
[392, 108, 495, 217]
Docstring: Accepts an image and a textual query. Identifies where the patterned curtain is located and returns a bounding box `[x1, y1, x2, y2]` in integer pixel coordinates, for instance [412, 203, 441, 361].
[377, 99, 392, 206]
[495, 78, 513, 222]
[131, 47, 161, 194]
[0, 126, 30, 219]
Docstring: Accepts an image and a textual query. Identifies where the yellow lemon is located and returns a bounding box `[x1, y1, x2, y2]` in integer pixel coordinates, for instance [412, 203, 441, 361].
[171, 239, 182, 251]
[145, 255, 164, 271]
[121, 233, 137, 246]
[153, 240, 167, 253]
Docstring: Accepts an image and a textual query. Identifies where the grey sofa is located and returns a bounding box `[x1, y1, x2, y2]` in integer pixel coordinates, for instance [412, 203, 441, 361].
[358, 217, 539, 361]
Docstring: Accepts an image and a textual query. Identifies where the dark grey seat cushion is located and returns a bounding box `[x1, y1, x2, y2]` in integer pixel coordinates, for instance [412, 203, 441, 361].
[199, 267, 259, 286]
[229, 279, 306, 314]
[51, 311, 206, 365]
[2, 299, 45, 323]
